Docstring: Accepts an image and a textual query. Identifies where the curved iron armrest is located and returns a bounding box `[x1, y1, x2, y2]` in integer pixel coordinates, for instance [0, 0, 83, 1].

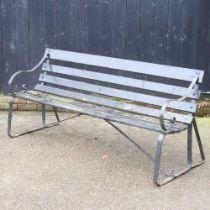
[159, 75, 199, 131]
[8, 52, 48, 95]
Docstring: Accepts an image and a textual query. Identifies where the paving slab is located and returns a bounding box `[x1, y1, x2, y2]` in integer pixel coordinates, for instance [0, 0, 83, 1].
[0, 111, 209, 210]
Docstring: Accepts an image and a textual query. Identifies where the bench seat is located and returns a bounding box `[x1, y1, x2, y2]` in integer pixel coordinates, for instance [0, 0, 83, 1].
[15, 90, 188, 134]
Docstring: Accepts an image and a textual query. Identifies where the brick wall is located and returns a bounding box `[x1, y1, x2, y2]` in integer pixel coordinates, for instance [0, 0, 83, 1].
[0, 96, 53, 111]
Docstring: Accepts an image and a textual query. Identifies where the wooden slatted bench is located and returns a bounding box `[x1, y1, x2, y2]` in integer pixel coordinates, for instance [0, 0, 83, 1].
[8, 48, 205, 185]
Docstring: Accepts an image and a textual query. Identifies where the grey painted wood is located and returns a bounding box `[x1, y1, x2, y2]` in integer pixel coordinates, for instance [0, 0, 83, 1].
[42, 64, 200, 99]
[47, 49, 204, 83]
[16, 91, 188, 134]
[34, 84, 193, 124]
[39, 73, 197, 113]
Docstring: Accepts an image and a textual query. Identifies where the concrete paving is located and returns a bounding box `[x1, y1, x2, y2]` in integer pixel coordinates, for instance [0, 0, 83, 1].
[0, 111, 209, 210]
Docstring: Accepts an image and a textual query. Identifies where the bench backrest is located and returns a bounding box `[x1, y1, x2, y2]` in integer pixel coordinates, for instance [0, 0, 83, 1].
[34, 48, 204, 124]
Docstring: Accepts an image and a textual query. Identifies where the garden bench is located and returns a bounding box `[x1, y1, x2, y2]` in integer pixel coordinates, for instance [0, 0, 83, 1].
[8, 48, 205, 185]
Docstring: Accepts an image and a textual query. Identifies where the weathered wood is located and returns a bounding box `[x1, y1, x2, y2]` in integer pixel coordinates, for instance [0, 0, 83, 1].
[47, 49, 204, 83]
[34, 84, 193, 124]
[42, 64, 200, 99]
[39, 74, 197, 113]
[15, 91, 188, 134]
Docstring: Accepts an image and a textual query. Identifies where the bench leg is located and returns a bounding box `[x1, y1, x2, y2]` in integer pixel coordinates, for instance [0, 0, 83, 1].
[193, 119, 205, 161]
[187, 124, 193, 167]
[52, 107, 60, 122]
[7, 96, 15, 137]
[7, 97, 67, 138]
[104, 120, 204, 186]
[42, 104, 46, 125]
[105, 120, 170, 176]
[42, 105, 60, 124]
[153, 134, 165, 184]
[154, 124, 205, 186]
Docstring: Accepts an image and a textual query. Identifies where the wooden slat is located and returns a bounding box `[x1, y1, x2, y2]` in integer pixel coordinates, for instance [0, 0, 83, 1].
[16, 91, 188, 134]
[34, 84, 193, 124]
[42, 64, 200, 99]
[39, 74, 197, 113]
[46, 49, 204, 83]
